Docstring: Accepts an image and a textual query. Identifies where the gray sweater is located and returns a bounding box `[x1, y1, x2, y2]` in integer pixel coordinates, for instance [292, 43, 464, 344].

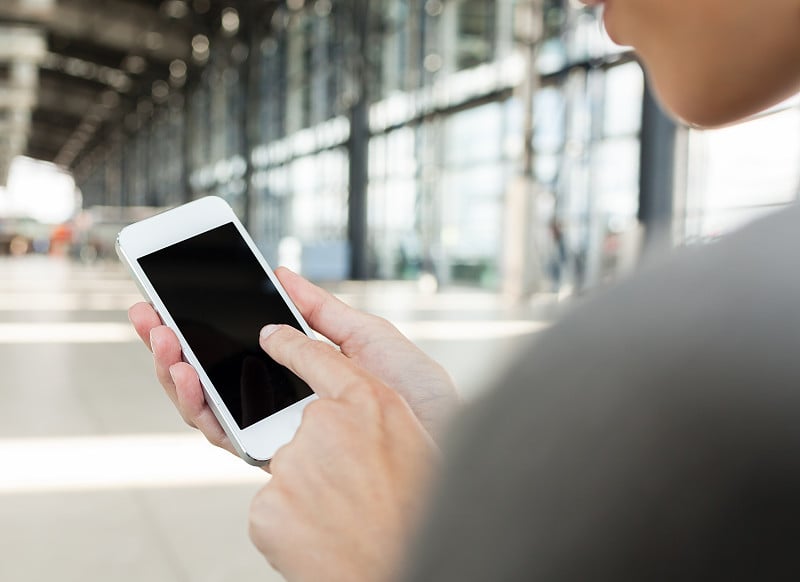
[404, 204, 800, 581]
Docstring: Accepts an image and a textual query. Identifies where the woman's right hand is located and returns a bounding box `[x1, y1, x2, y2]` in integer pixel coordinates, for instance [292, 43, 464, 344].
[271, 268, 460, 440]
[128, 267, 459, 455]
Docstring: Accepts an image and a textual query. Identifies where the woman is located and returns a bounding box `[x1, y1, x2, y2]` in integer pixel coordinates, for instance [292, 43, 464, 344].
[130, 0, 800, 579]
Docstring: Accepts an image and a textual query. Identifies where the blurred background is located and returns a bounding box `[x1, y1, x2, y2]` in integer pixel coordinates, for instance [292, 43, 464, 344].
[0, 0, 798, 580]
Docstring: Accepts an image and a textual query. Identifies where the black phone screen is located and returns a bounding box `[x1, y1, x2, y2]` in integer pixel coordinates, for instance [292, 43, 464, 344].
[137, 222, 314, 429]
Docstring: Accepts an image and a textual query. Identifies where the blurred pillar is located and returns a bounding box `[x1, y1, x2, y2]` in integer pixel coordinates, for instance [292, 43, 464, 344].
[239, 1, 260, 229]
[104, 138, 122, 208]
[180, 112, 191, 204]
[638, 78, 678, 254]
[0, 22, 49, 185]
[502, 0, 544, 301]
[495, 0, 515, 58]
[347, 0, 370, 280]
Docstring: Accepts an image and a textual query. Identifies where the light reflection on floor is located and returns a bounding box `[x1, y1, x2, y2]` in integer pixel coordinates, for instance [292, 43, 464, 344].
[0, 255, 557, 581]
[0, 433, 266, 494]
[0, 322, 138, 343]
[0, 319, 548, 344]
[0, 293, 144, 311]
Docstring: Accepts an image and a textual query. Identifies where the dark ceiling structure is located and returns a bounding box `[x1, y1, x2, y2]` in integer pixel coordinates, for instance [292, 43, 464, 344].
[0, 0, 243, 185]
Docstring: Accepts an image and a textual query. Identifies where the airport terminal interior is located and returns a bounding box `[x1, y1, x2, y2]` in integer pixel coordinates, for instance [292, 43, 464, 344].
[1, 0, 799, 580]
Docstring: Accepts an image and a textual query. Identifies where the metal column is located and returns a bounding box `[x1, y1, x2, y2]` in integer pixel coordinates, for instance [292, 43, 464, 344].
[638, 79, 678, 253]
[347, 0, 370, 280]
[502, 0, 544, 300]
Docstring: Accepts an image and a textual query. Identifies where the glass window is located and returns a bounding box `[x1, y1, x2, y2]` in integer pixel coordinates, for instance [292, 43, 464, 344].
[603, 61, 644, 137]
[368, 127, 417, 279]
[684, 105, 800, 239]
[456, 0, 495, 70]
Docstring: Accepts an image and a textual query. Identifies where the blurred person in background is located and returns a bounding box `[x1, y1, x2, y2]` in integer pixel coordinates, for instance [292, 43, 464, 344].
[130, 0, 800, 580]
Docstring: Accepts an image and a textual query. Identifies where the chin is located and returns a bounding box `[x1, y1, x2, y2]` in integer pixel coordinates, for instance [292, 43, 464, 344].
[647, 63, 800, 130]
[666, 91, 795, 130]
[666, 100, 752, 130]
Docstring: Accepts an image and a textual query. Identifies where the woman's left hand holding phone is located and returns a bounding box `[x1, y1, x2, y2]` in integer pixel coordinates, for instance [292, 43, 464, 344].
[129, 267, 459, 449]
[128, 301, 239, 456]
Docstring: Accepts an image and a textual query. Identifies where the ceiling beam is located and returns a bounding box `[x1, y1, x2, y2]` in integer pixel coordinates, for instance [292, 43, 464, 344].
[49, 0, 192, 65]
[38, 71, 100, 116]
[29, 119, 73, 142]
[31, 107, 85, 131]
[0, 0, 55, 25]
[18, 0, 206, 170]
[25, 143, 60, 160]
[0, 22, 47, 183]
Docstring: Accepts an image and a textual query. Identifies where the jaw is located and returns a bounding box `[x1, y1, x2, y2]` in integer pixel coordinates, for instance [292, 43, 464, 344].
[638, 32, 800, 129]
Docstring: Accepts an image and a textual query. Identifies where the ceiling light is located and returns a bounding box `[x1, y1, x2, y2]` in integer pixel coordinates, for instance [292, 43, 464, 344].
[169, 59, 187, 79]
[122, 55, 147, 74]
[425, 0, 443, 16]
[314, 0, 332, 17]
[143, 32, 164, 51]
[161, 0, 189, 19]
[192, 34, 209, 53]
[192, 34, 210, 62]
[152, 80, 169, 101]
[221, 8, 240, 35]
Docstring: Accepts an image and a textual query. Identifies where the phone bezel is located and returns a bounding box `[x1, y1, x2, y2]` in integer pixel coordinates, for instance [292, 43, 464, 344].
[116, 195, 317, 465]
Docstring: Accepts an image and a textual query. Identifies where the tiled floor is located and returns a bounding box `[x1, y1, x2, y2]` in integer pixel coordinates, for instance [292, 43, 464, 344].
[0, 255, 556, 581]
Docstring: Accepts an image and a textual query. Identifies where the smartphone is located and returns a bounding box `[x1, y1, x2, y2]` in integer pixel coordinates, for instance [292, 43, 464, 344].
[116, 196, 317, 466]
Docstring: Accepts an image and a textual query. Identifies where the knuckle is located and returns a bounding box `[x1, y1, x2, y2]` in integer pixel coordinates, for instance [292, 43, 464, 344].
[300, 398, 328, 423]
[342, 380, 387, 417]
[351, 378, 383, 403]
[151, 324, 169, 340]
[368, 313, 395, 333]
[362, 314, 405, 344]
[358, 381, 405, 417]
[299, 399, 346, 434]
[267, 443, 290, 474]
[308, 338, 338, 357]
[249, 485, 270, 516]
[179, 411, 197, 429]
[288, 338, 335, 370]
[204, 428, 226, 449]
[249, 488, 279, 548]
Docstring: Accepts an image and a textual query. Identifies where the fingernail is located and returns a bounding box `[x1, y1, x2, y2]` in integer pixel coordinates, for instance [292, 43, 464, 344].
[260, 325, 279, 340]
[149, 329, 159, 353]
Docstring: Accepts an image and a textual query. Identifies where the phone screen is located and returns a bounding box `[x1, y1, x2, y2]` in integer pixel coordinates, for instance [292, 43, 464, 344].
[138, 222, 314, 429]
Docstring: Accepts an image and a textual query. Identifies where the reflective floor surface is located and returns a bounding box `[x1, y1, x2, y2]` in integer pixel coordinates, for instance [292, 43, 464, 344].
[0, 256, 556, 581]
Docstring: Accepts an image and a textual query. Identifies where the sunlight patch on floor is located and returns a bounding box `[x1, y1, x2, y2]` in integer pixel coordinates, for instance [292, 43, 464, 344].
[0, 433, 266, 494]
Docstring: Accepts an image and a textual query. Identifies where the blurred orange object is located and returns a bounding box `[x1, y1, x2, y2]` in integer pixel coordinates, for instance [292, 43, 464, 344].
[50, 223, 73, 256]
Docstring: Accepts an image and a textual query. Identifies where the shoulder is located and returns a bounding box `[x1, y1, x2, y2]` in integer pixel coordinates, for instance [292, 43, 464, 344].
[541, 204, 800, 400]
[476, 204, 800, 442]
[404, 205, 800, 582]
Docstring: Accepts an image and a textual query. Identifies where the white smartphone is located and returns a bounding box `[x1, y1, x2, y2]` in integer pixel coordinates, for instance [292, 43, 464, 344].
[116, 196, 317, 466]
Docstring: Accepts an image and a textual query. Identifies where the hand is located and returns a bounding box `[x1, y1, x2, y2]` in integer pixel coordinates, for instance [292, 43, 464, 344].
[250, 324, 436, 581]
[128, 268, 459, 456]
[270, 268, 459, 439]
[128, 299, 237, 455]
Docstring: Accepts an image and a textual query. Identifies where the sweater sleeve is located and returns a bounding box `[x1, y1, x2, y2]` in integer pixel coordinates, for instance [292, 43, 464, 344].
[401, 207, 800, 582]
